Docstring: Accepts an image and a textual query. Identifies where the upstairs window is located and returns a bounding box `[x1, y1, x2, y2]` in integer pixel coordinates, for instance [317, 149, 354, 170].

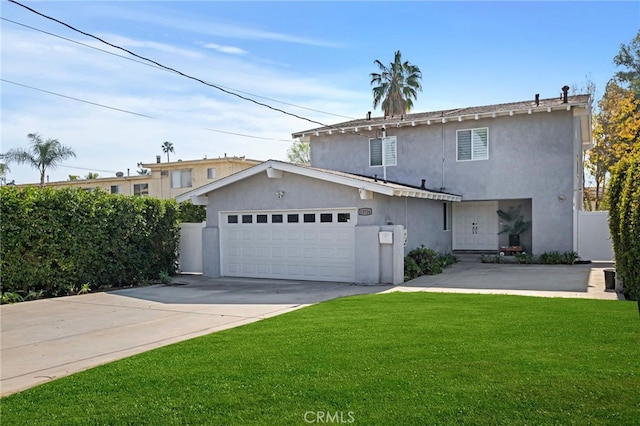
[207, 168, 217, 179]
[171, 169, 193, 188]
[369, 136, 397, 167]
[457, 128, 488, 161]
[133, 183, 148, 196]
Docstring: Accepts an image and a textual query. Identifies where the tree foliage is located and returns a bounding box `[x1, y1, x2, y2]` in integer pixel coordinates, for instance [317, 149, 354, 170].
[161, 141, 175, 162]
[370, 51, 422, 117]
[287, 140, 310, 164]
[613, 30, 640, 97]
[0, 187, 180, 301]
[3, 133, 76, 186]
[589, 80, 640, 209]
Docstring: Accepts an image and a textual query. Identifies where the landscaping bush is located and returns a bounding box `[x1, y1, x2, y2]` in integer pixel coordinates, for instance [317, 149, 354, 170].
[404, 245, 456, 280]
[0, 187, 180, 302]
[177, 200, 206, 223]
[609, 151, 640, 302]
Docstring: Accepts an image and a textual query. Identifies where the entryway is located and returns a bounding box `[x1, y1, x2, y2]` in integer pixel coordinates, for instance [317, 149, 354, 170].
[452, 201, 498, 251]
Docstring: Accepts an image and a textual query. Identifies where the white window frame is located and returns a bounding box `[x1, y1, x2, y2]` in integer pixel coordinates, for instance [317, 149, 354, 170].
[207, 168, 217, 180]
[110, 185, 122, 194]
[456, 127, 489, 161]
[369, 136, 397, 167]
[171, 169, 193, 189]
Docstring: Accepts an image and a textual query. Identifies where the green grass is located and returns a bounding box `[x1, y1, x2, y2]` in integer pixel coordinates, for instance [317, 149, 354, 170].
[2, 293, 639, 425]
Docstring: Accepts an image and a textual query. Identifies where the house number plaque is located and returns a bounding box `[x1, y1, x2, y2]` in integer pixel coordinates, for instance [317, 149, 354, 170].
[358, 208, 373, 216]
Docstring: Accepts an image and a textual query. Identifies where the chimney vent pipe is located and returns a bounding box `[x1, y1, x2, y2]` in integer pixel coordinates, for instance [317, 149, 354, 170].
[156, 155, 161, 163]
[420, 179, 426, 190]
[366, 111, 371, 120]
[535, 94, 540, 106]
[561, 85, 569, 103]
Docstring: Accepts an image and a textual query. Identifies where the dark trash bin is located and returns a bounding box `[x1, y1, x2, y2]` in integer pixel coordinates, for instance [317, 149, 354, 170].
[604, 269, 616, 290]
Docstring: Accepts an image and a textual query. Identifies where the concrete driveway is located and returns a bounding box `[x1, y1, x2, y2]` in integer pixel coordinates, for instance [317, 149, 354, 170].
[0, 277, 385, 397]
[0, 261, 622, 397]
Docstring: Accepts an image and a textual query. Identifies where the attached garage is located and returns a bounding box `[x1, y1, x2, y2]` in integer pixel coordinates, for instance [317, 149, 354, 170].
[220, 209, 356, 282]
[177, 160, 461, 284]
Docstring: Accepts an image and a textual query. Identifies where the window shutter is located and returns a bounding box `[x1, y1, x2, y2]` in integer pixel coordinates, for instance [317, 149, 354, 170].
[457, 130, 472, 160]
[383, 137, 397, 166]
[182, 169, 192, 187]
[472, 128, 488, 159]
[370, 139, 382, 166]
[171, 170, 181, 188]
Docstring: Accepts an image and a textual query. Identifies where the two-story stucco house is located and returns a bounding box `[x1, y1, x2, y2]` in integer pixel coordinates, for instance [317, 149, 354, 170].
[178, 91, 592, 284]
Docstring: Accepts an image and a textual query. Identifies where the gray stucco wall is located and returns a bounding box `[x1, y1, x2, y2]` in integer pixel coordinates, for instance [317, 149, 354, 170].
[310, 110, 579, 254]
[200, 170, 441, 283]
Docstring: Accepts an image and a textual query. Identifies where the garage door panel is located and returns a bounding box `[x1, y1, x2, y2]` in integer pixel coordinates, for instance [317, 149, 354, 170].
[221, 210, 356, 282]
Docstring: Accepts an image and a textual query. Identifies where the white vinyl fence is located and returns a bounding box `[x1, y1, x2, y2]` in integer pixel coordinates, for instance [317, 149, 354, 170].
[178, 222, 205, 273]
[576, 211, 613, 261]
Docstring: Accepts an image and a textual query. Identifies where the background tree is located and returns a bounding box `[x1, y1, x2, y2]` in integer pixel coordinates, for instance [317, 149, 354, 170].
[161, 141, 174, 162]
[68, 175, 79, 181]
[370, 50, 422, 117]
[613, 29, 640, 97]
[287, 140, 310, 164]
[589, 80, 640, 209]
[137, 168, 150, 176]
[3, 133, 76, 187]
[0, 163, 9, 185]
[85, 172, 99, 179]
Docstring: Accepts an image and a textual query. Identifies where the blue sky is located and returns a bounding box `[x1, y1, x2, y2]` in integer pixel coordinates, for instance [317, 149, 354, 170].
[1, 1, 638, 184]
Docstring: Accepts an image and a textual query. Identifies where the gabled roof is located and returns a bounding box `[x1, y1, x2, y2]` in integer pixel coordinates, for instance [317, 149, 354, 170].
[176, 160, 462, 204]
[292, 94, 591, 138]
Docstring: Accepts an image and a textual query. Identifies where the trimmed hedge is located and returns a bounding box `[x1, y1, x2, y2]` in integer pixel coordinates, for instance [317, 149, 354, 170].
[608, 151, 640, 302]
[1, 187, 180, 300]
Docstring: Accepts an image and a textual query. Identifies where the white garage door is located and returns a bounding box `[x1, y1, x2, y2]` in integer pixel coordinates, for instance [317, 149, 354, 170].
[220, 209, 356, 282]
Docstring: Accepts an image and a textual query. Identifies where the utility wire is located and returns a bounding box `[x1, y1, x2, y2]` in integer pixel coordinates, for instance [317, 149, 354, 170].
[2, 79, 156, 119]
[2, 79, 293, 142]
[8, 0, 338, 129]
[1, 16, 357, 121]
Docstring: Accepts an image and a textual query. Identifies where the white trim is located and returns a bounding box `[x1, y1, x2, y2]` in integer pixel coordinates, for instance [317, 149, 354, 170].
[176, 160, 462, 203]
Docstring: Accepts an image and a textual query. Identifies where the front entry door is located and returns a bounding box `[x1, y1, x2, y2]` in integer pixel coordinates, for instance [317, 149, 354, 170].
[453, 201, 498, 250]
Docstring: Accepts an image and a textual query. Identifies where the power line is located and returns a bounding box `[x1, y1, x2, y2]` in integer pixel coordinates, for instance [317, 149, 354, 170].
[1, 79, 293, 142]
[1, 16, 357, 121]
[2, 79, 156, 119]
[8, 0, 337, 129]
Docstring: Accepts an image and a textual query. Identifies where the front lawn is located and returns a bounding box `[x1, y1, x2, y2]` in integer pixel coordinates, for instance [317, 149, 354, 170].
[2, 293, 639, 425]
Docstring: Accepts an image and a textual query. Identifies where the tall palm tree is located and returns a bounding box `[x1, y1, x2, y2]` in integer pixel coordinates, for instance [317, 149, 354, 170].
[370, 50, 423, 117]
[3, 133, 76, 186]
[161, 141, 174, 162]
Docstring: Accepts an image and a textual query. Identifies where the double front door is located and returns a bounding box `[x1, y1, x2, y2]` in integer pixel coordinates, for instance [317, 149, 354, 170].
[453, 201, 498, 251]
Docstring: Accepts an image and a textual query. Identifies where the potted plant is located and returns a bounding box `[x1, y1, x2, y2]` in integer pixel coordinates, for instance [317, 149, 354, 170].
[497, 206, 531, 247]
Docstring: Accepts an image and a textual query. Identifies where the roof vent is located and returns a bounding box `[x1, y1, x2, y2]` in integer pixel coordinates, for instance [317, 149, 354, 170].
[535, 94, 540, 106]
[420, 179, 426, 190]
[366, 111, 371, 120]
[561, 85, 569, 103]
[156, 155, 161, 163]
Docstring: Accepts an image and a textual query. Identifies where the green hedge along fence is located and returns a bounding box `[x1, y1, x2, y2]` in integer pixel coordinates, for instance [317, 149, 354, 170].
[1, 186, 182, 302]
[608, 151, 640, 303]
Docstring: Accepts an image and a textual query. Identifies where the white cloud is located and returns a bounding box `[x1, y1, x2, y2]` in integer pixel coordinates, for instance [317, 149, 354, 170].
[201, 43, 247, 55]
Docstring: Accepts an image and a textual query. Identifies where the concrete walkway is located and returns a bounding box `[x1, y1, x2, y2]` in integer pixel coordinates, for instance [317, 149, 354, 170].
[0, 262, 623, 397]
[388, 260, 623, 300]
